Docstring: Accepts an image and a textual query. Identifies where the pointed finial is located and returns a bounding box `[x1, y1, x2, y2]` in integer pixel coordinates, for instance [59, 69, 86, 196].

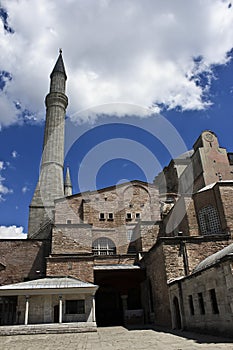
[64, 166, 73, 196]
[50, 49, 67, 79]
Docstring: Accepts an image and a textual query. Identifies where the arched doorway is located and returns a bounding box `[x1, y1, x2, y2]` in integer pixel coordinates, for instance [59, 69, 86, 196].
[173, 296, 182, 329]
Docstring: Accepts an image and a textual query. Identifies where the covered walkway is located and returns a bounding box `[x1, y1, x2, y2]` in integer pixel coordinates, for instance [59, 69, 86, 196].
[0, 277, 98, 327]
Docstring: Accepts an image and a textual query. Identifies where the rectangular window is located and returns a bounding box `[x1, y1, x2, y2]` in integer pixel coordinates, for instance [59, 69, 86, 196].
[126, 213, 132, 220]
[66, 300, 85, 314]
[99, 213, 105, 220]
[188, 295, 194, 315]
[127, 229, 133, 242]
[135, 213, 141, 219]
[67, 219, 72, 224]
[198, 292, 205, 315]
[108, 213, 114, 220]
[209, 289, 219, 314]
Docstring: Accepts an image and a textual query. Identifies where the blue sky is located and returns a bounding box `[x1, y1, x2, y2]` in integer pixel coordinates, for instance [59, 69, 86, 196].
[0, 0, 233, 238]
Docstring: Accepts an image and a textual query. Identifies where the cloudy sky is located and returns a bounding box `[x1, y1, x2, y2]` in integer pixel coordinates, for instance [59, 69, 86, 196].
[0, 0, 233, 238]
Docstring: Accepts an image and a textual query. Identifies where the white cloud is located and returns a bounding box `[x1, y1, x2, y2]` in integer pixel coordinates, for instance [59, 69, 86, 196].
[11, 150, 18, 158]
[0, 225, 27, 239]
[0, 160, 13, 201]
[0, 0, 233, 126]
[22, 185, 29, 194]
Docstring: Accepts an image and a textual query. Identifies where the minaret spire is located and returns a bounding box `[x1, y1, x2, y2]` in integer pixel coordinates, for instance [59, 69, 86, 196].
[28, 51, 68, 239]
[64, 167, 73, 196]
[50, 49, 67, 80]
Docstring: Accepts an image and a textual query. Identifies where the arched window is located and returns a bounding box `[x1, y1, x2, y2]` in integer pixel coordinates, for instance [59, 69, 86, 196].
[198, 205, 221, 235]
[92, 237, 116, 256]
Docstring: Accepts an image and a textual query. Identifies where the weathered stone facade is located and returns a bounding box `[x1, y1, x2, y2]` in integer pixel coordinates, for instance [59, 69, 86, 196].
[1, 53, 233, 334]
[0, 240, 50, 285]
[169, 246, 233, 336]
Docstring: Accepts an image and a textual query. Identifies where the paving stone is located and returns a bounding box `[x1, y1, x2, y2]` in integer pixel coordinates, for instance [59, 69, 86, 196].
[0, 326, 232, 350]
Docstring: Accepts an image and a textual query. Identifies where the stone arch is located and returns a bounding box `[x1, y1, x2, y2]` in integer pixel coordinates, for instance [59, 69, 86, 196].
[123, 184, 151, 208]
[123, 184, 151, 198]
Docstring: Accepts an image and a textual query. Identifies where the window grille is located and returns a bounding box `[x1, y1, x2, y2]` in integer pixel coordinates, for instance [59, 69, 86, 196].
[92, 237, 116, 255]
[198, 205, 221, 235]
[66, 300, 85, 314]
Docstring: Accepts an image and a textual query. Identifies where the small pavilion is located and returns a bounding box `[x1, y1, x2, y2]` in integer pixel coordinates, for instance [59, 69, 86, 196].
[0, 276, 98, 327]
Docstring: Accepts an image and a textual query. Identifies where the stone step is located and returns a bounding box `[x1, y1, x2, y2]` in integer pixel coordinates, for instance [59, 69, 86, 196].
[0, 322, 97, 336]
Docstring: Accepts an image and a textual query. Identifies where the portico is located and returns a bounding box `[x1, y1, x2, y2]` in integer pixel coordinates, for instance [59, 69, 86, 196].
[0, 277, 98, 328]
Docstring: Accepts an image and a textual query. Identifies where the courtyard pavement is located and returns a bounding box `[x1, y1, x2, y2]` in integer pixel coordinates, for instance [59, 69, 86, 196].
[1, 326, 233, 350]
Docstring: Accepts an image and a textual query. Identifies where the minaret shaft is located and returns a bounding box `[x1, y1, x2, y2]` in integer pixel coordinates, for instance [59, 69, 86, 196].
[28, 52, 68, 239]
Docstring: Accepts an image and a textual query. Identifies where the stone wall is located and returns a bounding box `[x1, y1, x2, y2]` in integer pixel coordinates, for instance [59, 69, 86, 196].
[138, 222, 160, 252]
[169, 259, 233, 336]
[193, 182, 233, 236]
[51, 225, 92, 254]
[143, 243, 171, 327]
[46, 256, 94, 283]
[52, 181, 161, 256]
[142, 236, 233, 327]
[162, 236, 232, 279]
[162, 196, 199, 237]
[219, 184, 233, 233]
[0, 240, 50, 285]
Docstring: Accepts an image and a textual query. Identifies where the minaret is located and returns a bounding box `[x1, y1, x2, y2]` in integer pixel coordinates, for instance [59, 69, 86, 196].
[28, 50, 68, 239]
[64, 167, 73, 196]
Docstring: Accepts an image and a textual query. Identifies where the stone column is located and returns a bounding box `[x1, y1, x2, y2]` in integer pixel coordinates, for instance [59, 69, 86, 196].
[92, 296, 96, 322]
[59, 295, 63, 324]
[24, 296, 30, 325]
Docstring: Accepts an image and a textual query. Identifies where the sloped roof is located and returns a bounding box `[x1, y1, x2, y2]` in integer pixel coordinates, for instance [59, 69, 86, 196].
[197, 180, 233, 193]
[0, 277, 97, 292]
[193, 243, 233, 273]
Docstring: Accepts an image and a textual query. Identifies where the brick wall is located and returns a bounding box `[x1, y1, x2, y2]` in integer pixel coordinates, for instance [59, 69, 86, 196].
[46, 256, 94, 283]
[0, 240, 50, 285]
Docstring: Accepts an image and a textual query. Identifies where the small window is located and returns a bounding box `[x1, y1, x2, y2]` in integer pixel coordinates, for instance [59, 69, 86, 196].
[198, 292, 205, 315]
[129, 204, 133, 208]
[127, 229, 133, 242]
[188, 295, 194, 315]
[108, 213, 114, 221]
[66, 300, 85, 314]
[99, 213, 105, 220]
[126, 213, 132, 221]
[209, 289, 219, 314]
[135, 213, 141, 219]
[67, 219, 72, 224]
